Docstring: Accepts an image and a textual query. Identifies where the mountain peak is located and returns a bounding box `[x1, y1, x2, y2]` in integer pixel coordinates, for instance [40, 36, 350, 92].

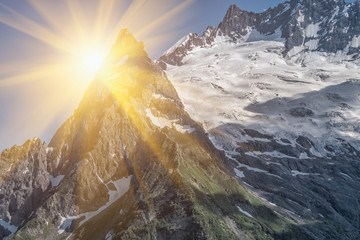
[114, 29, 144, 51]
[103, 28, 148, 68]
[160, 0, 360, 66]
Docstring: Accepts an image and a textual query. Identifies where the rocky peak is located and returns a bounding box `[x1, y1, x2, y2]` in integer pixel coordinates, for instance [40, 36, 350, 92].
[218, 4, 256, 40]
[107, 28, 148, 63]
[159, 0, 360, 66]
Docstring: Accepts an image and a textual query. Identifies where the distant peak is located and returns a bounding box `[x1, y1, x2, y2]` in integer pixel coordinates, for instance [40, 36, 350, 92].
[228, 4, 239, 10]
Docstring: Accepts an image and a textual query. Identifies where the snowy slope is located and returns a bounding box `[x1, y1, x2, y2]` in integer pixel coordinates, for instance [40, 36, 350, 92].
[166, 40, 360, 156]
[165, 39, 360, 238]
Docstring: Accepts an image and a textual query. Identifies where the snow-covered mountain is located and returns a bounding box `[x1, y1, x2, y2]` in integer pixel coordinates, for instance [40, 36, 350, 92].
[1, 1, 360, 239]
[0, 30, 311, 240]
[159, 0, 360, 67]
[160, 1, 360, 239]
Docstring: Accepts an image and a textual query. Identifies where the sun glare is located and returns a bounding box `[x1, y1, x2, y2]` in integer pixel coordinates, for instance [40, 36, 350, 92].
[85, 52, 103, 70]
[81, 48, 106, 76]
[72, 46, 108, 85]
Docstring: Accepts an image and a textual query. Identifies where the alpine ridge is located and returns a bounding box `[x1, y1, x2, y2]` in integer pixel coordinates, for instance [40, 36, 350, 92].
[159, 0, 360, 67]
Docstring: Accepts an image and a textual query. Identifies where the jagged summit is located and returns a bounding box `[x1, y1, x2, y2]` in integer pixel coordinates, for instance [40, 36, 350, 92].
[110, 29, 148, 59]
[159, 0, 360, 66]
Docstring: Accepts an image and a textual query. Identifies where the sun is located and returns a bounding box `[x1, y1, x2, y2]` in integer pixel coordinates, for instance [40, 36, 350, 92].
[84, 52, 103, 71]
[79, 46, 107, 73]
[72, 45, 108, 85]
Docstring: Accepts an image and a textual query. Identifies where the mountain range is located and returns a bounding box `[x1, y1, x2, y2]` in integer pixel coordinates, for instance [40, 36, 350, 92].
[0, 0, 359, 239]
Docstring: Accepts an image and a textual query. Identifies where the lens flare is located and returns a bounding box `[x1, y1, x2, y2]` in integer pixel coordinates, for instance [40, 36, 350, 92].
[0, 0, 195, 150]
[85, 52, 103, 70]
[75, 45, 108, 83]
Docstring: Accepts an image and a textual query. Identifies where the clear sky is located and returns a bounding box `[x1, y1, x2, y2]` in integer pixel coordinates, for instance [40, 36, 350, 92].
[0, 0, 356, 151]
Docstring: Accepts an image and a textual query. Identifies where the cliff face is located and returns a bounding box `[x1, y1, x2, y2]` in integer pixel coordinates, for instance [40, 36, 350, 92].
[0, 138, 50, 239]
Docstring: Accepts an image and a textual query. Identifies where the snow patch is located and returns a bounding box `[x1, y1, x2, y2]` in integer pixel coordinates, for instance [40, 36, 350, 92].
[146, 108, 174, 129]
[297, 10, 304, 23]
[236, 206, 253, 218]
[288, 45, 305, 56]
[305, 39, 319, 50]
[49, 175, 64, 187]
[116, 55, 128, 67]
[351, 36, 360, 48]
[247, 28, 284, 42]
[6, 164, 13, 173]
[146, 108, 195, 134]
[0, 219, 18, 239]
[152, 93, 175, 102]
[58, 217, 75, 234]
[238, 163, 281, 179]
[58, 176, 131, 232]
[290, 170, 319, 177]
[234, 168, 245, 178]
[305, 23, 320, 38]
[163, 35, 189, 56]
[105, 232, 113, 240]
[46, 147, 54, 154]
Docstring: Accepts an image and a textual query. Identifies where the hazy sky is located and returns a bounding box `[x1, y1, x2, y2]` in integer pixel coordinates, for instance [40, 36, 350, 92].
[0, 0, 355, 151]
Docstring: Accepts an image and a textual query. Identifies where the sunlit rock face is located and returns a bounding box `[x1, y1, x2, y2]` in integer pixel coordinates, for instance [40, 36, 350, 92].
[0, 29, 312, 239]
[0, 138, 50, 239]
[160, 2, 360, 240]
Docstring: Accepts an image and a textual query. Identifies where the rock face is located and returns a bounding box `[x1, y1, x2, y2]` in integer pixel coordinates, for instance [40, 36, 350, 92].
[0, 138, 50, 239]
[159, 0, 360, 66]
[0, 30, 311, 239]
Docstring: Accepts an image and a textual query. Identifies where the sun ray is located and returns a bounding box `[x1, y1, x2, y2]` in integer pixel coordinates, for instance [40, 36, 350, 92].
[135, 0, 194, 40]
[0, 3, 71, 53]
[0, 63, 68, 87]
[141, 32, 181, 56]
[65, 0, 86, 45]
[26, 0, 70, 40]
[143, 24, 197, 56]
[94, 0, 116, 43]
[109, 0, 148, 41]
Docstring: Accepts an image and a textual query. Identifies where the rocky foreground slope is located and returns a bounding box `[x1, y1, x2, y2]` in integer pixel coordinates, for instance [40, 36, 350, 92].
[159, 1, 360, 239]
[0, 30, 311, 239]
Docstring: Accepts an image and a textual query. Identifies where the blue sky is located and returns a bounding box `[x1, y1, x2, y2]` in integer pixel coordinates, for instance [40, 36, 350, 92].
[0, 0, 356, 150]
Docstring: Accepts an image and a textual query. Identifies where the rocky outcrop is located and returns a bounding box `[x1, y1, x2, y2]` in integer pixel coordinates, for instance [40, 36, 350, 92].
[0, 138, 51, 239]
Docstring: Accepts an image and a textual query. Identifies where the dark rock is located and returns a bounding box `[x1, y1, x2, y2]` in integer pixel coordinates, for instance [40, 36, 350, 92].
[289, 107, 314, 117]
